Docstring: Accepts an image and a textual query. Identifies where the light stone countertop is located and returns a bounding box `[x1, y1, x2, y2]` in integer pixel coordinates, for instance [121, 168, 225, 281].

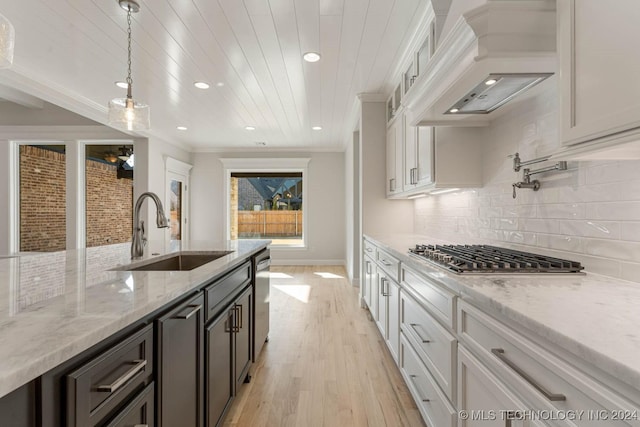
[365, 234, 640, 392]
[0, 239, 270, 399]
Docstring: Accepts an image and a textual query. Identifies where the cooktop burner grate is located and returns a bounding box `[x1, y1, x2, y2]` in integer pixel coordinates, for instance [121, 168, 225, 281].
[408, 244, 584, 274]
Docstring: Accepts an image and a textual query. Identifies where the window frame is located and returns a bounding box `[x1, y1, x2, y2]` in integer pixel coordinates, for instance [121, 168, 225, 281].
[220, 158, 310, 249]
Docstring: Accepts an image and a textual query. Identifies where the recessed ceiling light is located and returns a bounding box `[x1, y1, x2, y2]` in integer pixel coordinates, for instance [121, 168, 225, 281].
[312, 126, 322, 130]
[449, 108, 459, 113]
[194, 81, 210, 89]
[216, 82, 225, 87]
[115, 81, 129, 89]
[485, 78, 498, 85]
[303, 52, 321, 62]
[177, 126, 187, 131]
[245, 126, 256, 131]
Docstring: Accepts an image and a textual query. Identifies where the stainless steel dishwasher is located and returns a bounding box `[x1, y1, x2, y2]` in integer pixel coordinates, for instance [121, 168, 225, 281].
[252, 249, 270, 362]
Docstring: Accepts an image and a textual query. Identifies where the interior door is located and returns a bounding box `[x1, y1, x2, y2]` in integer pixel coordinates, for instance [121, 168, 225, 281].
[167, 171, 189, 242]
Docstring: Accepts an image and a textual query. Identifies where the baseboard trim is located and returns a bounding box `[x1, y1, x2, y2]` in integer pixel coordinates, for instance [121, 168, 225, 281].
[270, 259, 345, 266]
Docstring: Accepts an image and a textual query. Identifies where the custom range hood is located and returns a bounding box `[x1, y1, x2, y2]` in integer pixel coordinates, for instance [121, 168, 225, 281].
[403, 0, 556, 126]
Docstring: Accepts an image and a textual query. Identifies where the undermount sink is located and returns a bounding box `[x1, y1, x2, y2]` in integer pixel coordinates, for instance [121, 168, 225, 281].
[113, 251, 234, 271]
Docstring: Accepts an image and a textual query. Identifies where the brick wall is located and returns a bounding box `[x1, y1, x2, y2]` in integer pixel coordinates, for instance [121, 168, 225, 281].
[19, 145, 133, 251]
[20, 145, 66, 252]
[86, 159, 133, 247]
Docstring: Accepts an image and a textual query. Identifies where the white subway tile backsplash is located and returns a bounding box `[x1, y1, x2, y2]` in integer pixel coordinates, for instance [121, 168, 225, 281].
[491, 218, 519, 231]
[620, 262, 640, 283]
[413, 88, 640, 283]
[620, 222, 640, 242]
[586, 161, 640, 185]
[520, 218, 560, 234]
[502, 205, 537, 218]
[584, 239, 640, 262]
[538, 234, 584, 253]
[586, 202, 640, 221]
[537, 203, 585, 219]
[558, 220, 620, 240]
[479, 206, 502, 218]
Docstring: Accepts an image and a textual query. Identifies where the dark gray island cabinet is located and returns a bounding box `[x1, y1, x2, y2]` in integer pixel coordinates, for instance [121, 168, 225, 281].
[0, 248, 268, 427]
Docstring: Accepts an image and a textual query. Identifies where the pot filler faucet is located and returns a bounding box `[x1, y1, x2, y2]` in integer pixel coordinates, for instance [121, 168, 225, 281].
[511, 152, 567, 199]
[131, 192, 169, 259]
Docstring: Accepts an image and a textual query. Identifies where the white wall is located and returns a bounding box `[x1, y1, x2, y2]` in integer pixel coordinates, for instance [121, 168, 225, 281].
[0, 102, 100, 126]
[136, 137, 192, 244]
[360, 101, 413, 235]
[190, 151, 346, 265]
[344, 130, 360, 284]
[413, 82, 640, 282]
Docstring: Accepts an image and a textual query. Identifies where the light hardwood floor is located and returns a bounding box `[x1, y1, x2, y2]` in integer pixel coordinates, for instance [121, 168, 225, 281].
[222, 265, 426, 427]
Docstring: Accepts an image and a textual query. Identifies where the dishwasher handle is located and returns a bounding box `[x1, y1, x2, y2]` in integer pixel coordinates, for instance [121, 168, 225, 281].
[257, 258, 271, 272]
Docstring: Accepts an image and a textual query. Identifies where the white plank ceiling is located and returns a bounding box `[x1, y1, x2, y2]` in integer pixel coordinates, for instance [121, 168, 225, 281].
[0, 0, 428, 150]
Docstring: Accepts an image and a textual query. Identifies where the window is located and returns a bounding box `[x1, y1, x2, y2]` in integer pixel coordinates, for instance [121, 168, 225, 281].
[85, 144, 134, 248]
[19, 144, 67, 252]
[221, 158, 309, 247]
[231, 173, 303, 245]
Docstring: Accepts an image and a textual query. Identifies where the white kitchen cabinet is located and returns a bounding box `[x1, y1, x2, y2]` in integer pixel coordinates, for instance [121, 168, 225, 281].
[363, 255, 375, 311]
[403, 114, 434, 192]
[376, 269, 389, 340]
[458, 300, 640, 427]
[388, 124, 482, 199]
[362, 239, 401, 363]
[387, 278, 400, 362]
[401, 290, 456, 402]
[386, 118, 403, 196]
[401, 335, 456, 427]
[458, 345, 531, 427]
[558, 0, 640, 148]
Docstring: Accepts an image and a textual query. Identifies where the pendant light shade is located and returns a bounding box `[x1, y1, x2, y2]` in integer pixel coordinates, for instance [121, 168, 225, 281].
[108, 0, 150, 131]
[0, 13, 15, 69]
[108, 97, 150, 131]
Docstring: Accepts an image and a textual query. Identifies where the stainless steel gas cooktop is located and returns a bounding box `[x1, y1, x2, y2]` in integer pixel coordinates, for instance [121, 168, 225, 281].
[408, 244, 585, 275]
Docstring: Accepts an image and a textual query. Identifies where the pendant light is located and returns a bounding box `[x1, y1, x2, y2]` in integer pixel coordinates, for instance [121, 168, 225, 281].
[0, 13, 15, 68]
[108, 0, 150, 131]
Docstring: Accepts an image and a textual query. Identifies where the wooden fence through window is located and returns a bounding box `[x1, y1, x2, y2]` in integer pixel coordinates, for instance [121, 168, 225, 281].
[237, 210, 302, 237]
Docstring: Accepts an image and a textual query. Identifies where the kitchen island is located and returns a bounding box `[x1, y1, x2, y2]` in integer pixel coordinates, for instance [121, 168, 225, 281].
[0, 239, 269, 426]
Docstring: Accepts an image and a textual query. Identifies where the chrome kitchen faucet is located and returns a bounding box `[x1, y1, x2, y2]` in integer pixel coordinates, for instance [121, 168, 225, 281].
[131, 192, 169, 258]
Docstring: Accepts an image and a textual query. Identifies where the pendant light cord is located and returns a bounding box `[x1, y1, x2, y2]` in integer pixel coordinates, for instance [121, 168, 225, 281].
[126, 6, 133, 99]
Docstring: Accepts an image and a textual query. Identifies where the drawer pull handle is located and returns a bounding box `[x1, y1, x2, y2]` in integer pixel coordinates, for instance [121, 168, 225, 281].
[491, 348, 566, 401]
[380, 260, 392, 267]
[173, 304, 202, 320]
[409, 375, 430, 402]
[410, 324, 431, 343]
[97, 359, 147, 393]
[366, 247, 373, 252]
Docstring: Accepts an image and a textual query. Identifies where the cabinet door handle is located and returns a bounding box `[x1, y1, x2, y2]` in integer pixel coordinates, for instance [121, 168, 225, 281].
[97, 359, 147, 392]
[232, 307, 240, 333]
[366, 261, 371, 274]
[408, 375, 430, 402]
[365, 247, 373, 253]
[173, 304, 202, 320]
[236, 304, 243, 329]
[410, 323, 431, 343]
[491, 348, 566, 401]
[380, 278, 389, 297]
